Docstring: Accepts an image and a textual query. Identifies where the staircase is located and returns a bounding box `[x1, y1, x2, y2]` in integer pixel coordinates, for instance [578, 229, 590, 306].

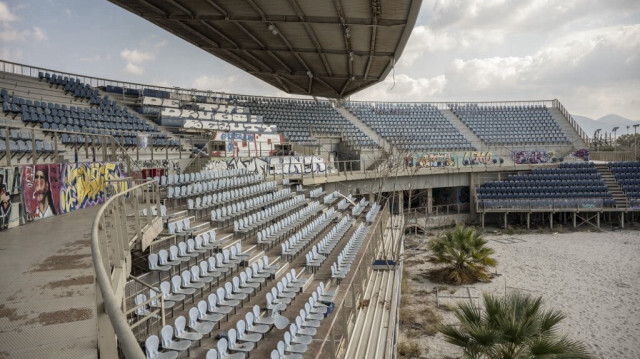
[441, 109, 486, 151]
[549, 107, 588, 149]
[334, 105, 396, 155]
[594, 163, 628, 209]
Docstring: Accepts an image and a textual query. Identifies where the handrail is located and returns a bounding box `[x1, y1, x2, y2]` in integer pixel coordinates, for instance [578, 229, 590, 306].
[91, 179, 160, 359]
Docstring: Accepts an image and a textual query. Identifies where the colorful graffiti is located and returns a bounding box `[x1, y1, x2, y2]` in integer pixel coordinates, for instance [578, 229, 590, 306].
[574, 148, 589, 159]
[3, 162, 128, 226]
[0, 167, 21, 230]
[22, 164, 62, 222]
[410, 153, 456, 168]
[513, 149, 552, 164]
[60, 162, 128, 213]
[463, 151, 493, 165]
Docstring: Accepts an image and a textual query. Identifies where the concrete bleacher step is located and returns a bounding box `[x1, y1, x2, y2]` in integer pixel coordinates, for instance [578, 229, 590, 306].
[595, 163, 628, 208]
[441, 109, 486, 151]
[335, 105, 392, 153]
[549, 107, 588, 149]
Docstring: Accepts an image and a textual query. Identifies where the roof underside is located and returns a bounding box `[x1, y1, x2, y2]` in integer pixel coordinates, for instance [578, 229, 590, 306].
[107, 0, 422, 98]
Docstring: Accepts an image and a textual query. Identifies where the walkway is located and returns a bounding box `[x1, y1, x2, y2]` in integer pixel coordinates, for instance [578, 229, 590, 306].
[0, 208, 99, 359]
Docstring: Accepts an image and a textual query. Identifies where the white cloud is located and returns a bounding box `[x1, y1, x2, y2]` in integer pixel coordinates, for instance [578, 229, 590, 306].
[32, 26, 47, 41]
[120, 48, 155, 75]
[0, 47, 23, 61]
[354, 74, 447, 101]
[154, 39, 168, 49]
[191, 74, 239, 91]
[124, 63, 144, 75]
[0, 2, 18, 23]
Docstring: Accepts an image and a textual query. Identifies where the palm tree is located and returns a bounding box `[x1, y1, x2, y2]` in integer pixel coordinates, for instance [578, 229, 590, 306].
[439, 292, 595, 358]
[427, 226, 496, 285]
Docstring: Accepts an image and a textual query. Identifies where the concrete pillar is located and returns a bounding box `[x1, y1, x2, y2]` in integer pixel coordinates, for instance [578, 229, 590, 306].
[527, 212, 530, 229]
[573, 212, 577, 228]
[504, 212, 508, 229]
[469, 173, 477, 216]
[550, 213, 553, 229]
[427, 187, 433, 214]
[621, 212, 625, 229]
[597, 212, 600, 228]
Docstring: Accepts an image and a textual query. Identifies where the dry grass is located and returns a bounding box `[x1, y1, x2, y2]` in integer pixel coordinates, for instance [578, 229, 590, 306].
[397, 340, 422, 358]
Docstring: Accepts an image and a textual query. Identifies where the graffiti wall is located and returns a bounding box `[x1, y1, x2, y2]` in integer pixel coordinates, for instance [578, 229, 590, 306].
[409, 152, 498, 168]
[0, 166, 21, 230]
[410, 153, 456, 168]
[59, 162, 128, 213]
[267, 156, 328, 175]
[513, 149, 553, 164]
[0, 162, 127, 228]
[22, 164, 63, 222]
[205, 156, 330, 176]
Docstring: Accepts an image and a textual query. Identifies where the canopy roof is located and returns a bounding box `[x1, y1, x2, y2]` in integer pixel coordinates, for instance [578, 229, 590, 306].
[108, 0, 422, 98]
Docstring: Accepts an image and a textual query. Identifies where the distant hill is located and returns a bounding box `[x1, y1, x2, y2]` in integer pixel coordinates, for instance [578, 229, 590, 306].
[572, 114, 639, 138]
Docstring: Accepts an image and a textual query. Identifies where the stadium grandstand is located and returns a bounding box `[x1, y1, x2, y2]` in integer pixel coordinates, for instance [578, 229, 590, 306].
[0, 1, 638, 359]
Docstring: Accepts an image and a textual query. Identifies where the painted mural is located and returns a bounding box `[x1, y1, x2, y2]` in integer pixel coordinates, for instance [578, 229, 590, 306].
[22, 164, 62, 222]
[0, 166, 21, 230]
[59, 162, 128, 213]
[410, 153, 456, 168]
[513, 149, 553, 164]
[0, 162, 128, 229]
[409, 151, 498, 168]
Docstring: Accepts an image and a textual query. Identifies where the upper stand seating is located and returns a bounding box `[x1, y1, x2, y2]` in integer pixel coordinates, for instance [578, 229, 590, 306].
[477, 162, 615, 210]
[608, 161, 640, 208]
[346, 102, 473, 152]
[238, 97, 378, 149]
[449, 103, 570, 145]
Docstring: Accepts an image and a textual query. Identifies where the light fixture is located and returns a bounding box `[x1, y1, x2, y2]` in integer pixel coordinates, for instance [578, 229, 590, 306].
[344, 26, 351, 38]
[267, 23, 278, 35]
[306, 70, 313, 78]
[348, 52, 354, 61]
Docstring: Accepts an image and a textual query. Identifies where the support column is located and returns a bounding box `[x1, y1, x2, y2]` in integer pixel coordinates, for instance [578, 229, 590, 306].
[621, 212, 625, 229]
[573, 212, 577, 228]
[597, 212, 600, 228]
[527, 212, 530, 229]
[550, 213, 553, 229]
[469, 172, 477, 216]
[481, 213, 485, 228]
[427, 188, 433, 214]
[504, 212, 508, 229]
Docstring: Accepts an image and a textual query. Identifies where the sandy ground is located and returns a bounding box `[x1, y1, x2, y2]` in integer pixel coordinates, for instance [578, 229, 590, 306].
[400, 227, 640, 359]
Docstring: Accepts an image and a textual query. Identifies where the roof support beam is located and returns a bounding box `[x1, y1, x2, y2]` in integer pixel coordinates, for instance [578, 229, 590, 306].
[333, 0, 354, 79]
[287, 0, 333, 77]
[233, 22, 293, 73]
[140, 13, 407, 27]
[202, 44, 392, 57]
[364, 0, 379, 79]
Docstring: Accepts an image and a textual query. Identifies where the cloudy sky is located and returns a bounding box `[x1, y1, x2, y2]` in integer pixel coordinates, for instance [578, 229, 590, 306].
[1, 0, 638, 120]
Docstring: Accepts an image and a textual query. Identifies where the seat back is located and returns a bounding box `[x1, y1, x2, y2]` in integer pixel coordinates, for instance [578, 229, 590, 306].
[160, 325, 174, 347]
[145, 335, 160, 358]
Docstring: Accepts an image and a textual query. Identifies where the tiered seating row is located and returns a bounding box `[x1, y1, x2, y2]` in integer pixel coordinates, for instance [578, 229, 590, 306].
[477, 162, 616, 209]
[450, 103, 569, 144]
[347, 102, 473, 152]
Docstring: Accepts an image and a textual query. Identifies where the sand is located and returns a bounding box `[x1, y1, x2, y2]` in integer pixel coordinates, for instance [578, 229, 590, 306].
[400, 228, 640, 359]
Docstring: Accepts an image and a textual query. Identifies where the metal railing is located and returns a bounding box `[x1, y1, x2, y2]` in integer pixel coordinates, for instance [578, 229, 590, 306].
[477, 198, 614, 212]
[312, 200, 391, 359]
[91, 179, 162, 359]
